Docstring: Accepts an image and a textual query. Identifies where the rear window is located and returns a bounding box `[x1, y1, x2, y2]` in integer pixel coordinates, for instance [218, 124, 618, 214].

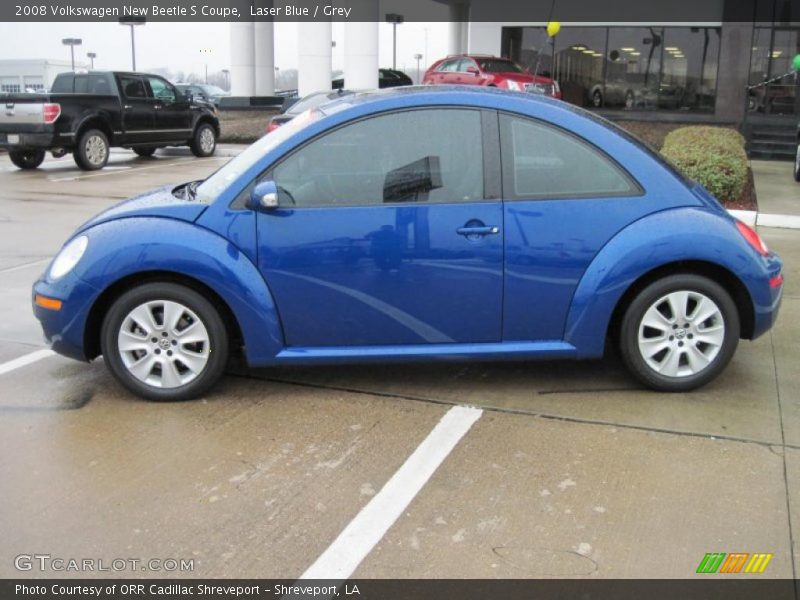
[477, 59, 523, 73]
[50, 74, 73, 93]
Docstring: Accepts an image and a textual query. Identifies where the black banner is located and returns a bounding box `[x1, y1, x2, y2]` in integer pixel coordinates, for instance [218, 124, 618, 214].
[1, 0, 789, 23]
[2, 579, 799, 600]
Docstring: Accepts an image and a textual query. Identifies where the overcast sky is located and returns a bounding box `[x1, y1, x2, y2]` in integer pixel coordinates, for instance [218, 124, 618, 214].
[0, 20, 450, 78]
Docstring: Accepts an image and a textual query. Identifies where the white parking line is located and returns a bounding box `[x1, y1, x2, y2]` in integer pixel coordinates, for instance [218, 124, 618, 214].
[299, 405, 483, 580]
[49, 156, 226, 182]
[0, 349, 55, 376]
[0, 258, 50, 275]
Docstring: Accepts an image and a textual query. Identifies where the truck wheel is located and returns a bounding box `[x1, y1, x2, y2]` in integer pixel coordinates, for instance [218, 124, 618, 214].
[189, 123, 216, 157]
[74, 128, 109, 170]
[9, 149, 45, 170]
[133, 147, 157, 158]
[101, 282, 229, 401]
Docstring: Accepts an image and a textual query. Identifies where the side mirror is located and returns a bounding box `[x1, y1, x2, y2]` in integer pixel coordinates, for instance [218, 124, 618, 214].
[466, 66, 480, 75]
[248, 180, 279, 211]
[184, 92, 193, 103]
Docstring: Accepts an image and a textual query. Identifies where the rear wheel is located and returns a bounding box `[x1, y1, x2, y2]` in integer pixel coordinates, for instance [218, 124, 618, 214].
[619, 274, 739, 392]
[74, 128, 109, 170]
[8, 149, 45, 169]
[133, 146, 157, 158]
[189, 122, 216, 157]
[101, 283, 229, 401]
[592, 90, 603, 107]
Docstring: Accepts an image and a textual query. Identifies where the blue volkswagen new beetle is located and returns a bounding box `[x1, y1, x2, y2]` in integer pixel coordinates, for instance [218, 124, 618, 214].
[32, 87, 783, 401]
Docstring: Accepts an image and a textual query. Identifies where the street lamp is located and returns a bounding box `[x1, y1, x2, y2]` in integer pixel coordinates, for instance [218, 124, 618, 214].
[119, 16, 145, 71]
[414, 53, 423, 84]
[87, 52, 96, 69]
[385, 13, 404, 70]
[61, 38, 82, 71]
[200, 48, 212, 83]
[221, 68, 230, 91]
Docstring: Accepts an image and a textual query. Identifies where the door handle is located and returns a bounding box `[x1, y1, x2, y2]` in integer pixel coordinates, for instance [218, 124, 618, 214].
[456, 226, 499, 236]
[154, 104, 162, 110]
[123, 104, 133, 110]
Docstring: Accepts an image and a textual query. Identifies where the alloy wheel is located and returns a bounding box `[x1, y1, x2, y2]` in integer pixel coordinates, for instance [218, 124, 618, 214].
[117, 300, 210, 389]
[637, 290, 725, 378]
[85, 134, 107, 166]
[199, 127, 215, 154]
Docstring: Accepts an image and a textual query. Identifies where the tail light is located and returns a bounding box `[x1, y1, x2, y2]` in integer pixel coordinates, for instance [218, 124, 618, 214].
[735, 220, 769, 256]
[43, 103, 61, 124]
[266, 119, 280, 133]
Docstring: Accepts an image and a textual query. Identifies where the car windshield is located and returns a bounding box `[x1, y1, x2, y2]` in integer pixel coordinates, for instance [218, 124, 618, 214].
[477, 59, 523, 73]
[199, 84, 226, 96]
[195, 109, 324, 204]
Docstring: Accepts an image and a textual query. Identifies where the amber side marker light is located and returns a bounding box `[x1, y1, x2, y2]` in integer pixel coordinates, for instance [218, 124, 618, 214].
[34, 295, 62, 311]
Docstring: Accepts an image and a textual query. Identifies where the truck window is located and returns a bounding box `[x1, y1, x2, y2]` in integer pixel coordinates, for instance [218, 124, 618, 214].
[120, 76, 146, 99]
[50, 74, 74, 93]
[74, 75, 88, 93]
[146, 76, 176, 103]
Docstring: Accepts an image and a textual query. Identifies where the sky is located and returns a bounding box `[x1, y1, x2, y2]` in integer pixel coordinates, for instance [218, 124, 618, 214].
[0, 20, 450, 80]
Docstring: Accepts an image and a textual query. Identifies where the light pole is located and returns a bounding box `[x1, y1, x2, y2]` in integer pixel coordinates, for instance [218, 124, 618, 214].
[200, 48, 212, 83]
[61, 38, 82, 71]
[222, 69, 230, 91]
[385, 13, 404, 70]
[119, 17, 145, 71]
[87, 52, 96, 69]
[414, 53, 423, 83]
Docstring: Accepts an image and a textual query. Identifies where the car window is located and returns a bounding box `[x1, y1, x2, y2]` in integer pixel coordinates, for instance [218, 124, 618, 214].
[269, 109, 485, 208]
[437, 60, 457, 72]
[456, 59, 473, 72]
[477, 59, 522, 73]
[120, 76, 147, 99]
[500, 114, 639, 199]
[147, 76, 176, 102]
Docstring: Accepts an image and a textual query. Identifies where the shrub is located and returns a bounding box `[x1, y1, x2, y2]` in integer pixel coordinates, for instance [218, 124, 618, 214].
[661, 126, 748, 204]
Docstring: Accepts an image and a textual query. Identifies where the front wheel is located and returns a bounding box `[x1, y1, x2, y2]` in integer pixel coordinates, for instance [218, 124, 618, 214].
[74, 128, 109, 170]
[189, 122, 216, 157]
[101, 283, 229, 401]
[8, 149, 45, 169]
[592, 90, 603, 108]
[619, 274, 739, 392]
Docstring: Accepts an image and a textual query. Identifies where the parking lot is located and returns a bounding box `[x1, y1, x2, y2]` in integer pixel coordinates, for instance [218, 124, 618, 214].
[0, 149, 798, 580]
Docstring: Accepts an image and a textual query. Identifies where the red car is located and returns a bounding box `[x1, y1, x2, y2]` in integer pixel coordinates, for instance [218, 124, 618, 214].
[422, 55, 561, 99]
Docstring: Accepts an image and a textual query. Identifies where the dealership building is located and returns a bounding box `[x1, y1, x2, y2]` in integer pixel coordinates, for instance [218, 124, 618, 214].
[231, 0, 798, 158]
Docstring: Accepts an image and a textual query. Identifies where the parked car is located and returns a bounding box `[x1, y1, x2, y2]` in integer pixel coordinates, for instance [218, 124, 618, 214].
[32, 87, 783, 401]
[174, 83, 229, 108]
[266, 89, 355, 133]
[423, 55, 561, 99]
[0, 71, 219, 170]
[332, 68, 412, 90]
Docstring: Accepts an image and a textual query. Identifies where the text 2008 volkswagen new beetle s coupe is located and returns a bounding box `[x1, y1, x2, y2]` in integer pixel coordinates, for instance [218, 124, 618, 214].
[32, 87, 784, 401]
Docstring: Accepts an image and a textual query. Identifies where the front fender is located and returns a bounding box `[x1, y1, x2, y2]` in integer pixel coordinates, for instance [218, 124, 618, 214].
[72, 217, 283, 365]
[564, 208, 768, 357]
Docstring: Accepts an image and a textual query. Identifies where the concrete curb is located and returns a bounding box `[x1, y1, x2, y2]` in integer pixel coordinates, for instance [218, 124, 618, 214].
[728, 209, 800, 230]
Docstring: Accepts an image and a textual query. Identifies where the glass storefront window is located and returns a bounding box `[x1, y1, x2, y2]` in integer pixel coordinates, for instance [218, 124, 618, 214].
[503, 25, 720, 113]
[747, 25, 799, 115]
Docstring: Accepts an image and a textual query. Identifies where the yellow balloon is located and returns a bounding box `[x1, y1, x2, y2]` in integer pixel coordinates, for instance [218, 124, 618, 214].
[547, 21, 561, 37]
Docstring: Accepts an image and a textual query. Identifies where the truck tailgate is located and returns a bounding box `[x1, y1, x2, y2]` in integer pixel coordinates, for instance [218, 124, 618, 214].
[0, 100, 46, 126]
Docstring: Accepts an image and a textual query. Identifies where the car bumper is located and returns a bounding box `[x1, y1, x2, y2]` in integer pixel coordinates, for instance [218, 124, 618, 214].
[750, 253, 784, 339]
[32, 270, 100, 362]
[0, 132, 59, 150]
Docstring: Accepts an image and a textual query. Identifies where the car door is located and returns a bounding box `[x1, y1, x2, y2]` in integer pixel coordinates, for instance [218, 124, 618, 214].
[499, 112, 647, 341]
[255, 108, 504, 348]
[145, 76, 194, 142]
[116, 74, 157, 144]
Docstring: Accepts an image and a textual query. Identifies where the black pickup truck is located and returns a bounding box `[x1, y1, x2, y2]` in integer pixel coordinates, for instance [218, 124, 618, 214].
[0, 71, 220, 170]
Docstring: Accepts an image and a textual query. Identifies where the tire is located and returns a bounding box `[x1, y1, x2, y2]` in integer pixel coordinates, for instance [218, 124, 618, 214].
[794, 142, 800, 183]
[624, 91, 635, 109]
[189, 122, 216, 157]
[8, 149, 45, 169]
[133, 146, 157, 158]
[74, 128, 109, 170]
[619, 274, 739, 392]
[101, 282, 229, 401]
[592, 90, 603, 108]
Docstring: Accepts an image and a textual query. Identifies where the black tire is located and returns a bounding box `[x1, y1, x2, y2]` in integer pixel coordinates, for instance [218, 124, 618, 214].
[793, 142, 800, 183]
[189, 122, 217, 157]
[74, 128, 109, 170]
[8, 149, 45, 169]
[101, 282, 229, 401]
[592, 90, 603, 108]
[133, 146, 157, 158]
[619, 274, 739, 392]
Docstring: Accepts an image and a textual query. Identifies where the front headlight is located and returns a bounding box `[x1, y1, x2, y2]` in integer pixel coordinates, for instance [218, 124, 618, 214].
[49, 235, 88, 280]
[507, 80, 521, 91]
